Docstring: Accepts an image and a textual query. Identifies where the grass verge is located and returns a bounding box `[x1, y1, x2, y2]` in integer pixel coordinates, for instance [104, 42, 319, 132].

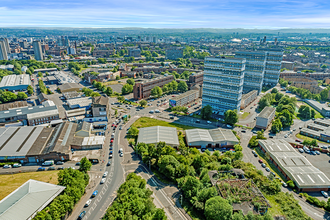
[264, 194, 284, 217]
[239, 112, 250, 120]
[0, 171, 59, 200]
[296, 133, 329, 145]
[132, 117, 197, 131]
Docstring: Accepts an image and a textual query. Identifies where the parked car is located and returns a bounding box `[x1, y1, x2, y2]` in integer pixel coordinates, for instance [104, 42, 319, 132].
[103, 171, 108, 177]
[311, 151, 317, 155]
[3, 164, 12, 169]
[271, 172, 276, 176]
[207, 121, 212, 124]
[120, 152, 124, 157]
[298, 148, 304, 153]
[92, 190, 98, 198]
[56, 161, 64, 165]
[78, 211, 86, 220]
[261, 163, 266, 168]
[196, 120, 200, 123]
[100, 178, 106, 184]
[282, 182, 288, 187]
[110, 151, 113, 154]
[295, 139, 301, 143]
[149, 110, 154, 114]
[265, 167, 270, 172]
[315, 151, 320, 155]
[170, 116, 174, 119]
[258, 159, 263, 163]
[48, 167, 56, 170]
[107, 161, 111, 166]
[76, 162, 81, 166]
[321, 191, 329, 198]
[85, 199, 92, 207]
[226, 124, 232, 128]
[37, 167, 46, 171]
[57, 167, 64, 170]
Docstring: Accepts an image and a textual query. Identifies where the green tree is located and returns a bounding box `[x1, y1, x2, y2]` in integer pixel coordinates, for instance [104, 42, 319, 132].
[79, 157, 92, 173]
[128, 126, 139, 137]
[105, 87, 113, 96]
[201, 105, 212, 120]
[204, 196, 233, 220]
[126, 78, 135, 86]
[271, 88, 278, 93]
[27, 85, 34, 95]
[114, 109, 118, 117]
[177, 81, 188, 93]
[38, 72, 43, 78]
[271, 118, 282, 133]
[139, 99, 147, 107]
[320, 89, 329, 101]
[17, 92, 28, 100]
[121, 84, 133, 95]
[298, 105, 311, 119]
[224, 110, 238, 125]
[151, 86, 162, 98]
[90, 92, 101, 97]
[249, 136, 258, 147]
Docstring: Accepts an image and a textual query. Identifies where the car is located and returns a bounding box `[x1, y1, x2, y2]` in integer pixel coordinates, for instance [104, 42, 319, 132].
[3, 164, 11, 168]
[298, 148, 304, 153]
[321, 191, 329, 198]
[311, 151, 317, 155]
[299, 126, 303, 129]
[48, 167, 56, 170]
[78, 211, 86, 220]
[110, 151, 113, 154]
[284, 135, 288, 138]
[92, 190, 98, 198]
[155, 109, 160, 113]
[271, 172, 276, 176]
[136, 109, 140, 111]
[196, 120, 200, 123]
[110, 147, 113, 150]
[107, 161, 111, 166]
[315, 151, 320, 155]
[201, 148, 206, 152]
[282, 182, 288, 187]
[258, 159, 263, 163]
[226, 124, 232, 128]
[76, 162, 81, 166]
[207, 121, 212, 124]
[170, 116, 174, 119]
[120, 152, 123, 157]
[109, 155, 113, 159]
[295, 139, 301, 143]
[37, 167, 46, 171]
[149, 110, 154, 114]
[321, 146, 328, 149]
[57, 167, 64, 170]
[103, 171, 108, 177]
[252, 150, 257, 157]
[85, 199, 92, 207]
[293, 128, 296, 131]
[241, 130, 246, 133]
[70, 167, 76, 169]
[100, 178, 106, 184]
[56, 161, 64, 165]
[265, 168, 270, 172]
[261, 163, 266, 168]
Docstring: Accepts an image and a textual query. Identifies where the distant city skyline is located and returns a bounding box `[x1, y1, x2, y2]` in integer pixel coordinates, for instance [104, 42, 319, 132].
[1, 0, 330, 28]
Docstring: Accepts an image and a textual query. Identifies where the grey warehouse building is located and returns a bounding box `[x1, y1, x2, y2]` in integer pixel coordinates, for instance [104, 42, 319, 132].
[256, 106, 276, 129]
[185, 128, 239, 148]
[0, 74, 30, 91]
[259, 139, 330, 191]
[137, 126, 179, 147]
[0, 179, 65, 220]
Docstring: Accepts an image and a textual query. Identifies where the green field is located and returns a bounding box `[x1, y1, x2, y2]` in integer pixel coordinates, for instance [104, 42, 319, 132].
[239, 112, 250, 120]
[296, 133, 329, 144]
[0, 171, 59, 200]
[132, 117, 198, 131]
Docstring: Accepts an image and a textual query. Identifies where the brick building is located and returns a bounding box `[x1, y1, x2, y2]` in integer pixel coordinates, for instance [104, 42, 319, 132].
[133, 75, 174, 100]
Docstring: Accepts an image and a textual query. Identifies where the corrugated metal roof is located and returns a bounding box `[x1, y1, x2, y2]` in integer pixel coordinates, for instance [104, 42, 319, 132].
[137, 126, 179, 146]
[259, 139, 330, 188]
[185, 128, 239, 146]
[0, 179, 65, 220]
[0, 74, 30, 88]
[0, 105, 58, 120]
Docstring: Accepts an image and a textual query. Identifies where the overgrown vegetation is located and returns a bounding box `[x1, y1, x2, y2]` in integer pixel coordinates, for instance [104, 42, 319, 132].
[103, 173, 167, 220]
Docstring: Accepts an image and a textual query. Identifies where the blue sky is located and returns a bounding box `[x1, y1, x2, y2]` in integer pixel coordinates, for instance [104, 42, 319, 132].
[1, 0, 330, 28]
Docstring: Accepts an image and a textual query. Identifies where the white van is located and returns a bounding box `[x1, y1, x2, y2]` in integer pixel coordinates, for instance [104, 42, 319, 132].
[85, 199, 92, 207]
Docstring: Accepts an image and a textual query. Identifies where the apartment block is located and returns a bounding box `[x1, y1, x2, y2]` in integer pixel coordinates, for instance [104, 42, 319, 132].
[202, 57, 246, 115]
[32, 41, 43, 60]
[263, 51, 283, 86]
[240, 90, 258, 109]
[165, 47, 183, 60]
[169, 89, 200, 107]
[256, 106, 276, 129]
[0, 41, 8, 61]
[133, 75, 174, 100]
[235, 51, 266, 94]
[128, 48, 141, 57]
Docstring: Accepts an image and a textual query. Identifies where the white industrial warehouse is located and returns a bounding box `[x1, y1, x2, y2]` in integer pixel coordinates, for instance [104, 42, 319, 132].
[137, 126, 179, 147]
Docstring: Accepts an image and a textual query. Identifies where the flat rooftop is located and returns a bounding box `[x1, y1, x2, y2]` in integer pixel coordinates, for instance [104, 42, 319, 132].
[0, 105, 58, 120]
[170, 90, 199, 101]
[257, 106, 275, 119]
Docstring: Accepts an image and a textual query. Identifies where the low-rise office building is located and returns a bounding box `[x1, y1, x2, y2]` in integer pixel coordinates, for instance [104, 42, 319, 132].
[258, 139, 330, 191]
[91, 96, 110, 121]
[255, 106, 276, 129]
[185, 128, 239, 148]
[0, 105, 59, 126]
[67, 97, 92, 109]
[169, 88, 200, 107]
[240, 90, 258, 109]
[305, 99, 330, 117]
[58, 83, 83, 93]
[300, 119, 330, 142]
[137, 126, 179, 147]
[0, 74, 30, 91]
